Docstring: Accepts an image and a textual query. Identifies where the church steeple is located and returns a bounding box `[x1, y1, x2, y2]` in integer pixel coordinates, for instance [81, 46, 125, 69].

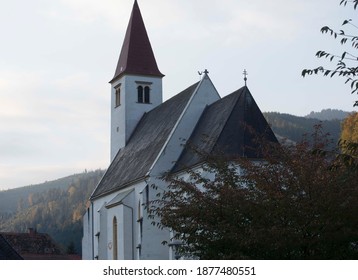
[109, 0, 164, 161]
[111, 0, 164, 82]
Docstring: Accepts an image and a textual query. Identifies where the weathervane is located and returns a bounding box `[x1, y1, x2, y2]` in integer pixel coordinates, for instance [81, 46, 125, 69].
[198, 69, 209, 79]
[243, 69, 248, 86]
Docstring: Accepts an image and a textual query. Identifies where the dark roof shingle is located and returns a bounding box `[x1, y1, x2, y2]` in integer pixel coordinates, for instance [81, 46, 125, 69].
[172, 86, 278, 172]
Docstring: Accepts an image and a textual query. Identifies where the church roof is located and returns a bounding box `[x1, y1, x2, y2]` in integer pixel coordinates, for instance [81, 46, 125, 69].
[110, 0, 164, 82]
[172, 86, 278, 172]
[91, 82, 199, 199]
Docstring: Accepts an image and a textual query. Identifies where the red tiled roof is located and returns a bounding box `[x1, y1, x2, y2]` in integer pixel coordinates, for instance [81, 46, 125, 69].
[110, 0, 164, 82]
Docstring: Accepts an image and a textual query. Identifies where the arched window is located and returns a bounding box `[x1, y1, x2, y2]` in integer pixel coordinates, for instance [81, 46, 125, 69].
[113, 216, 118, 260]
[137, 86, 143, 103]
[115, 87, 121, 107]
[144, 86, 150, 103]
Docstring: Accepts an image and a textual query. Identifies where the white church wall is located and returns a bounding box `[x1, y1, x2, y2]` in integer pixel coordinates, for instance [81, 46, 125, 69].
[81, 207, 92, 260]
[140, 178, 171, 260]
[86, 191, 120, 259]
[107, 189, 135, 260]
[110, 78, 125, 160]
[98, 204, 108, 259]
[89, 181, 149, 260]
[123, 203, 134, 259]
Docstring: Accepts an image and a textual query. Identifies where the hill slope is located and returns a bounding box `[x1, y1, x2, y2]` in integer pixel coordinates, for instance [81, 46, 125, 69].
[0, 169, 105, 254]
[305, 109, 353, 121]
[263, 112, 342, 145]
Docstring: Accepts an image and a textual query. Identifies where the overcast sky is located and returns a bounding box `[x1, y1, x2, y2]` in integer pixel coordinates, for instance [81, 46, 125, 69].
[0, 0, 357, 190]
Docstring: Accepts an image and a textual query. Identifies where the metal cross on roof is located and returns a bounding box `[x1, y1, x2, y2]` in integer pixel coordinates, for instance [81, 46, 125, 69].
[198, 69, 209, 76]
[243, 69, 248, 86]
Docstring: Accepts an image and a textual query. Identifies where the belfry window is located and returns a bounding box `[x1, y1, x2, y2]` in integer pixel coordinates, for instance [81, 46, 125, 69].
[137, 86, 143, 103]
[137, 85, 150, 104]
[115, 85, 121, 107]
[144, 86, 150, 103]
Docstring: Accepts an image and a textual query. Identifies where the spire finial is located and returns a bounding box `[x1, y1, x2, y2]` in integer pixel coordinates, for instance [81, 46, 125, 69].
[198, 69, 209, 80]
[243, 69, 248, 86]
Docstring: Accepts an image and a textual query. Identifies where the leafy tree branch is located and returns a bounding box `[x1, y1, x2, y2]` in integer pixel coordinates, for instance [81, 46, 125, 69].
[302, 0, 358, 106]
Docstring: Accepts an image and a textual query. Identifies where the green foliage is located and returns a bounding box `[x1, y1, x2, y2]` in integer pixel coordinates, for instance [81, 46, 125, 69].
[149, 127, 358, 259]
[0, 169, 105, 255]
[302, 0, 358, 106]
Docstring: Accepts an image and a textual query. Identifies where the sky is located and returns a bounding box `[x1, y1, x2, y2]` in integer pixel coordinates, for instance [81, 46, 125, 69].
[0, 0, 357, 190]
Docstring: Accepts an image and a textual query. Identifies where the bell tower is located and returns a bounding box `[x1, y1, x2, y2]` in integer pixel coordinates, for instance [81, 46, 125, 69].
[109, 0, 164, 161]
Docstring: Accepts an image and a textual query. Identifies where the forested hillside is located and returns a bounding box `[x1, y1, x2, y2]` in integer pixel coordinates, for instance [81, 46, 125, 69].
[263, 112, 342, 145]
[0, 175, 77, 214]
[305, 109, 352, 121]
[0, 170, 105, 255]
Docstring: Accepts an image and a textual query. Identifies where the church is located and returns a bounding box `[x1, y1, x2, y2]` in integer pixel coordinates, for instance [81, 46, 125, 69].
[82, 0, 277, 260]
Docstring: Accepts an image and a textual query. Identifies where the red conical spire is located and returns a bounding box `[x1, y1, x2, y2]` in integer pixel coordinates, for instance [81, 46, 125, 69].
[110, 0, 164, 82]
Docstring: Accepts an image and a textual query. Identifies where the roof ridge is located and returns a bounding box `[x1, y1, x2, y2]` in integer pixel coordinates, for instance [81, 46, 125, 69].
[146, 81, 203, 176]
[209, 87, 244, 154]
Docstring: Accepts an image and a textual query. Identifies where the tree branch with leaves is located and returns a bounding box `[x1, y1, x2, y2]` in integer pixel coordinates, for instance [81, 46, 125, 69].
[302, 0, 358, 106]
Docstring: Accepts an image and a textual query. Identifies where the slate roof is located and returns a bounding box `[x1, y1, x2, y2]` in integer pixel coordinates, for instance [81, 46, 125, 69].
[91, 82, 199, 199]
[172, 86, 278, 172]
[110, 0, 164, 82]
[0, 234, 23, 260]
[106, 189, 134, 209]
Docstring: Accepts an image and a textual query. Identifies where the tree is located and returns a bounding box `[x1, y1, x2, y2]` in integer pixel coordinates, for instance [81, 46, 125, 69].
[302, 0, 358, 107]
[339, 112, 358, 167]
[149, 127, 358, 259]
[341, 112, 358, 145]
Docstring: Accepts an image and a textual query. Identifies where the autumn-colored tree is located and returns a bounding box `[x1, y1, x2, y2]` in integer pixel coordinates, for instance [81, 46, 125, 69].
[341, 112, 358, 148]
[149, 127, 358, 259]
[342, 112, 358, 142]
[302, 0, 358, 106]
[339, 112, 358, 170]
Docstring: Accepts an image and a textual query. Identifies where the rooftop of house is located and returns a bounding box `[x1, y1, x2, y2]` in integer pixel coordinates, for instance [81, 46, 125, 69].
[0, 234, 23, 260]
[0, 228, 80, 260]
